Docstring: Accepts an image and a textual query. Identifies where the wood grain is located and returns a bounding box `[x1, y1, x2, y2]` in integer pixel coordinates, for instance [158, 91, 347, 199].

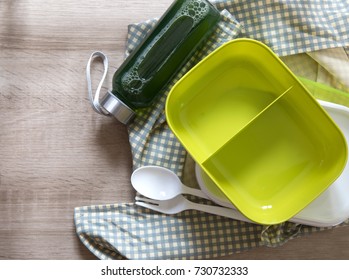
[1, 0, 349, 259]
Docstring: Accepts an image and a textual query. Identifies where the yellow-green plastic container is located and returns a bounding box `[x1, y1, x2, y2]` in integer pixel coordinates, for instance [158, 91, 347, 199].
[165, 39, 348, 225]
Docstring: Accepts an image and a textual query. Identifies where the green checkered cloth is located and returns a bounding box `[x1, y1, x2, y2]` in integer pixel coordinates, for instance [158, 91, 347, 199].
[76, 1, 349, 259]
[214, 0, 349, 56]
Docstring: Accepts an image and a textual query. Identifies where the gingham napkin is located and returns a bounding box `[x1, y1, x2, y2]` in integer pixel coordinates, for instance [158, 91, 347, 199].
[76, 1, 349, 260]
[214, 0, 349, 56]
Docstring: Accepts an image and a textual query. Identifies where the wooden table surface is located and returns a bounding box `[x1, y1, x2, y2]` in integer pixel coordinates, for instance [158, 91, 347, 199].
[1, 0, 349, 260]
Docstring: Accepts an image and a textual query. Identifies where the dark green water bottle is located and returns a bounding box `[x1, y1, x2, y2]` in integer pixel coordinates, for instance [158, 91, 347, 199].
[100, 0, 220, 124]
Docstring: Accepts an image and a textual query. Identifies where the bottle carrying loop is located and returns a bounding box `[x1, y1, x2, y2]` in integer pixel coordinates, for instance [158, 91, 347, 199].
[86, 51, 110, 116]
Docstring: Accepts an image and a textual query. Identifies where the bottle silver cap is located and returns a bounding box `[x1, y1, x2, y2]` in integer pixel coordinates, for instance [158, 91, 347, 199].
[100, 91, 135, 124]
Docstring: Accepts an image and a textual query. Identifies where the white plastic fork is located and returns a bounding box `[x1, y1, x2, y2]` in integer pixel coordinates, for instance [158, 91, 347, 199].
[135, 195, 252, 222]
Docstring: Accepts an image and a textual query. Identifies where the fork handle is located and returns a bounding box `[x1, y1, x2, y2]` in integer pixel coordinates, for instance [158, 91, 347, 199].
[188, 200, 253, 223]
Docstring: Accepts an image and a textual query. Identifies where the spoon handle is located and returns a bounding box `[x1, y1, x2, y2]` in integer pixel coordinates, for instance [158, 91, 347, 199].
[181, 184, 209, 199]
[187, 199, 252, 223]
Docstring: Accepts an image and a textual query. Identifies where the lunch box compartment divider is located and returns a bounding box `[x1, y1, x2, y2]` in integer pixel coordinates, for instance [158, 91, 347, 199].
[199, 85, 294, 161]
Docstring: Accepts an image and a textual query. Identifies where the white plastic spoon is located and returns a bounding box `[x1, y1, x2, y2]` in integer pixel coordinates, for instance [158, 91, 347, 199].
[131, 165, 209, 200]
